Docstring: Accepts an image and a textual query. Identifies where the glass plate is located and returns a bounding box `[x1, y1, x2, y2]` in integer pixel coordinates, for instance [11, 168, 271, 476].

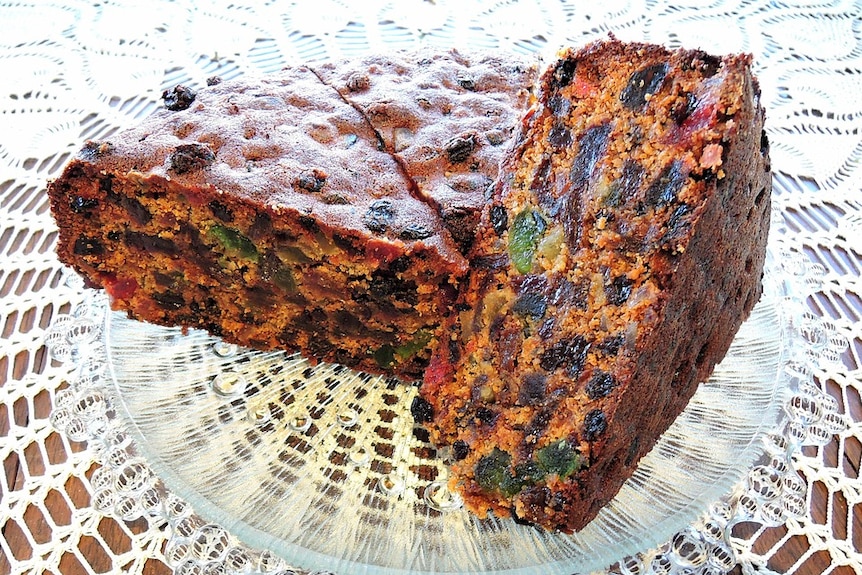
[102, 246, 791, 575]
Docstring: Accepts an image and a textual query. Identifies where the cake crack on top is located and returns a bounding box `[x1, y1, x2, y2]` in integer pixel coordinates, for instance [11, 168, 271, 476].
[47, 38, 771, 533]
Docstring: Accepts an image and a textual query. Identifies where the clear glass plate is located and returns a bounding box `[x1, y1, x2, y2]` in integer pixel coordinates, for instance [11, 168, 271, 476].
[102, 246, 791, 575]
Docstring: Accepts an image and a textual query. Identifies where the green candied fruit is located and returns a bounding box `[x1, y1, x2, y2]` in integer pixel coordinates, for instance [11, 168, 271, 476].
[474, 448, 512, 493]
[374, 330, 433, 369]
[500, 461, 546, 497]
[208, 225, 259, 261]
[508, 208, 547, 274]
[374, 345, 396, 369]
[536, 439, 582, 479]
[396, 329, 433, 359]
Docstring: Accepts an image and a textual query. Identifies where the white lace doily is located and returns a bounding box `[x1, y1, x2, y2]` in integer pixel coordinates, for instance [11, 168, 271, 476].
[2, 1, 861, 574]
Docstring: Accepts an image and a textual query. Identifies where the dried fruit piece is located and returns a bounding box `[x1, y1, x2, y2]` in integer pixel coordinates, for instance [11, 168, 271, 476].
[585, 371, 617, 399]
[474, 448, 512, 493]
[208, 225, 259, 260]
[446, 134, 477, 163]
[620, 63, 669, 109]
[162, 85, 197, 111]
[644, 160, 688, 208]
[583, 409, 607, 441]
[411, 396, 435, 423]
[362, 199, 395, 233]
[170, 143, 215, 174]
[508, 208, 547, 274]
[536, 440, 582, 478]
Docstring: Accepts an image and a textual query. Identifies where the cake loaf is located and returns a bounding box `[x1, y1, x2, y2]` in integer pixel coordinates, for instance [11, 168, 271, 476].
[417, 39, 771, 532]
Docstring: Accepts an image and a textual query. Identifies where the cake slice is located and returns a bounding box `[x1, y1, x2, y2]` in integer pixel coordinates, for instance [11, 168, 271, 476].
[47, 65, 470, 379]
[417, 39, 771, 532]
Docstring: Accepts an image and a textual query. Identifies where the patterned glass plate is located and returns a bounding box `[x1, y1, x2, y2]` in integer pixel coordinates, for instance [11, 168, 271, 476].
[101, 242, 792, 575]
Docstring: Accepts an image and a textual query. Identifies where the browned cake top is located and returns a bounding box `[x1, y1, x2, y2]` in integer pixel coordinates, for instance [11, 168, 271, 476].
[313, 49, 538, 252]
[78, 64, 468, 271]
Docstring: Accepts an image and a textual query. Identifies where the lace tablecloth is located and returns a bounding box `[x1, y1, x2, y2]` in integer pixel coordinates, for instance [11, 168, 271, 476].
[2, 1, 861, 574]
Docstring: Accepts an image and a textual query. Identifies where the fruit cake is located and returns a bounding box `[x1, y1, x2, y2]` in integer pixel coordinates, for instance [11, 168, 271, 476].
[416, 39, 771, 532]
[48, 39, 771, 532]
[47, 64, 475, 379]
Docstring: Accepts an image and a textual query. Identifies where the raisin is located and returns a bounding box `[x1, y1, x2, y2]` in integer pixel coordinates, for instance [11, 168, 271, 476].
[551, 57, 577, 89]
[153, 291, 185, 310]
[537, 317, 556, 340]
[70, 196, 98, 214]
[445, 134, 476, 163]
[548, 94, 571, 118]
[671, 92, 698, 124]
[513, 273, 549, 296]
[452, 440, 469, 461]
[120, 196, 152, 225]
[605, 159, 645, 209]
[583, 409, 607, 441]
[475, 407, 498, 426]
[124, 231, 178, 255]
[362, 199, 395, 233]
[490, 204, 508, 236]
[247, 212, 273, 240]
[295, 169, 327, 193]
[345, 72, 370, 92]
[78, 140, 114, 160]
[536, 439, 582, 478]
[524, 408, 553, 440]
[690, 51, 721, 77]
[474, 448, 511, 493]
[518, 373, 547, 406]
[206, 76, 222, 86]
[73, 236, 103, 256]
[662, 203, 693, 249]
[208, 200, 234, 222]
[548, 121, 573, 148]
[539, 336, 590, 373]
[99, 175, 114, 194]
[585, 371, 617, 399]
[620, 63, 669, 109]
[162, 84, 197, 111]
[472, 254, 509, 271]
[570, 123, 612, 193]
[399, 223, 434, 241]
[597, 334, 624, 356]
[368, 271, 418, 305]
[530, 157, 561, 217]
[605, 274, 633, 306]
[297, 214, 319, 233]
[512, 291, 548, 319]
[549, 276, 589, 310]
[625, 436, 641, 466]
[410, 396, 434, 423]
[169, 143, 215, 174]
[644, 160, 687, 208]
[508, 208, 546, 274]
[456, 74, 475, 90]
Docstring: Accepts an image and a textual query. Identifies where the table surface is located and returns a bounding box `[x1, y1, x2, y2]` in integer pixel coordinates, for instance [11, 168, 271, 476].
[1, 1, 861, 574]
